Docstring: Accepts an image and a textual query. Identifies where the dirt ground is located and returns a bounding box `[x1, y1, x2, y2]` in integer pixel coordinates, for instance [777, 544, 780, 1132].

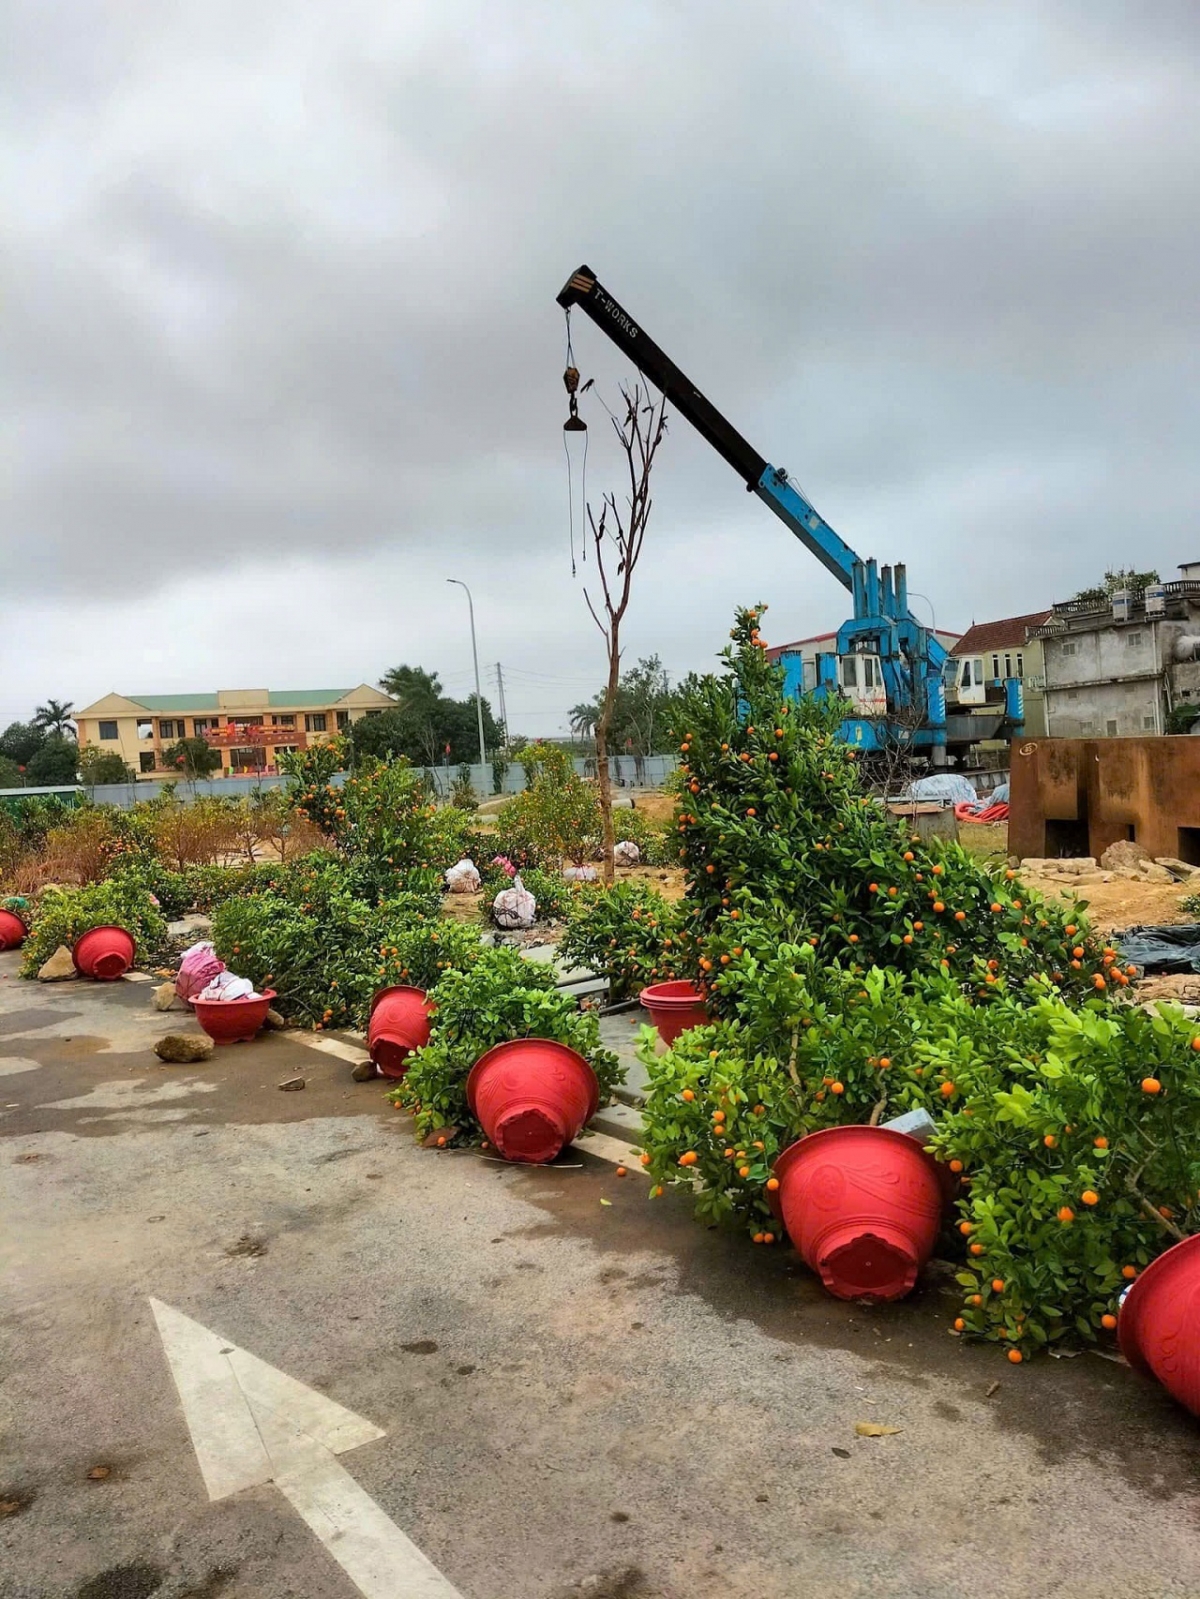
[958, 821, 1198, 932]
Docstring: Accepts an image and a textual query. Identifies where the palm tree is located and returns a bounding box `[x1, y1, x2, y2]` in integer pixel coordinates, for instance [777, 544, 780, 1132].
[378, 666, 442, 714]
[568, 698, 600, 740]
[33, 698, 75, 740]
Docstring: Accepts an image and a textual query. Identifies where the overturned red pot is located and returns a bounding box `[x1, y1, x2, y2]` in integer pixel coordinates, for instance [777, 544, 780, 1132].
[639, 980, 707, 1046]
[0, 909, 28, 950]
[770, 1125, 945, 1302]
[193, 989, 277, 1045]
[467, 1039, 599, 1164]
[368, 985, 432, 1080]
[73, 925, 136, 981]
[1119, 1234, 1200, 1420]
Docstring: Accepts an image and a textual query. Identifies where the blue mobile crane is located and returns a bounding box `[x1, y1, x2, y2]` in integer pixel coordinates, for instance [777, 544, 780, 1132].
[556, 265, 1023, 765]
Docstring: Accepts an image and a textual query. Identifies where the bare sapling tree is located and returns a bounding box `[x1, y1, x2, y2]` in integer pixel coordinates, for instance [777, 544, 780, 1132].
[582, 382, 669, 884]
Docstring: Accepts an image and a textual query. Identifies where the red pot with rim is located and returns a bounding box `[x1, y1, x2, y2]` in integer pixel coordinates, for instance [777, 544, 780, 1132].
[770, 1125, 945, 1302]
[193, 989, 277, 1045]
[0, 909, 27, 950]
[466, 1038, 599, 1164]
[639, 980, 708, 1045]
[72, 925, 136, 981]
[368, 985, 432, 1079]
[1119, 1234, 1200, 1419]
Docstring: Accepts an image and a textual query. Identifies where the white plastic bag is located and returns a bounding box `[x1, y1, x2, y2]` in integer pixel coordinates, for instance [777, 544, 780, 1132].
[613, 841, 641, 866]
[197, 971, 259, 1002]
[492, 874, 537, 929]
[445, 858, 481, 894]
[562, 865, 598, 882]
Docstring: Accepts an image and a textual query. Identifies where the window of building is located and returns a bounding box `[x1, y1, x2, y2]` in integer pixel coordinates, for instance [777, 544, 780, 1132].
[193, 719, 211, 737]
[1003, 653, 1013, 678]
[839, 657, 858, 690]
[230, 749, 261, 773]
[336, 710, 350, 730]
[139, 752, 156, 773]
[98, 720, 119, 741]
[159, 720, 178, 740]
[991, 654, 1001, 680]
[1066, 691, 1079, 703]
[274, 744, 298, 757]
[1106, 719, 1119, 736]
[861, 658, 880, 690]
[1143, 715, 1156, 730]
[1061, 640, 1078, 657]
[271, 714, 295, 728]
[1015, 652, 1024, 677]
[235, 716, 264, 727]
[365, 708, 383, 717]
[305, 713, 327, 733]
[1080, 720, 1097, 735]
[1126, 631, 1145, 648]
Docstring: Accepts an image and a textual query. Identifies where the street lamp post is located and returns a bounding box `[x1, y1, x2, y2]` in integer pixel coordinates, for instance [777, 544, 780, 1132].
[446, 579, 488, 773]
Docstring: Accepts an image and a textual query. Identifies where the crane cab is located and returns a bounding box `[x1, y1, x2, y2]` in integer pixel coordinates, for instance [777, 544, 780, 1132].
[832, 652, 887, 717]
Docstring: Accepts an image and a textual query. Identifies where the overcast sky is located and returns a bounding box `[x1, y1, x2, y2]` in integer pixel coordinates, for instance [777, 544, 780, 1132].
[4, 1, 1197, 735]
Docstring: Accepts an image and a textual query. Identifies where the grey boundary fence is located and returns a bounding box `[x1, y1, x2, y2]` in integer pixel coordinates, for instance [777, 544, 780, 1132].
[0, 753, 681, 810]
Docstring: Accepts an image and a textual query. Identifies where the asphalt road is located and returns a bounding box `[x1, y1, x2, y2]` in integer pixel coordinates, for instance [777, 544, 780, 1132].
[2, 951, 1199, 1599]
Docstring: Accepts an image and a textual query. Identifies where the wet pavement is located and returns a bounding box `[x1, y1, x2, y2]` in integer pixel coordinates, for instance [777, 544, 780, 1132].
[2, 950, 1199, 1599]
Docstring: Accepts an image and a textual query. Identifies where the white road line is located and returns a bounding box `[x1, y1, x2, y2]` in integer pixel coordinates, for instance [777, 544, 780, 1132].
[289, 1031, 372, 1066]
[150, 1298, 463, 1598]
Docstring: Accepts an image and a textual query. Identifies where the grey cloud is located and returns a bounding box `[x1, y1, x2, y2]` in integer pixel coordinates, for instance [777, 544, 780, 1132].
[3, 1, 1198, 723]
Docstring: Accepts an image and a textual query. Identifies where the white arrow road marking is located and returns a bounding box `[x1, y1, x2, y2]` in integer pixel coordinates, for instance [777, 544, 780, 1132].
[150, 1299, 464, 1598]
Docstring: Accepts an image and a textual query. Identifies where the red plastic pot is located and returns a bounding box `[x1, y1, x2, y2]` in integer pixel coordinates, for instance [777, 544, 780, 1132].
[1119, 1234, 1200, 1419]
[193, 989, 277, 1045]
[467, 1039, 600, 1164]
[0, 909, 27, 950]
[72, 925, 136, 981]
[770, 1125, 945, 1302]
[639, 980, 708, 1045]
[368, 985, 432, 1079]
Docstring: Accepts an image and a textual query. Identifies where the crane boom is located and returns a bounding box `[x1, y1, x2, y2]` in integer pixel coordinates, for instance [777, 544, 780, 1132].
[555, 262, 1019, 763]
[557, 265, 861, 591]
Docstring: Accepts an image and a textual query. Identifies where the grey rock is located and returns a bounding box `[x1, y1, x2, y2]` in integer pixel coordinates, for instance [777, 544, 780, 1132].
[153, 981, 178, 1012]
[1139, 863, 1175, 883]
[154, 1033, 215, 1064]
[1100, 839, 1152, 871]
[351, 1058, 377, 1082]
[1153, 857, 1200, 882]
[278, 1076, 306, 1091]
[37, 946, 77, 982]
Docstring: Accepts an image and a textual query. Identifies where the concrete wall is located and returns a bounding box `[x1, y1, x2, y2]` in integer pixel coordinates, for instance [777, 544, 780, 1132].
[1009, 737, 1200, 862]
[1041, 618, 1197, 738]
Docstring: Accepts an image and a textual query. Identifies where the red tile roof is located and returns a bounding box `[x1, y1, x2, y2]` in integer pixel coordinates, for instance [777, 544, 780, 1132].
[767, 627, 963, 662]
[951, 611, 1053, 656]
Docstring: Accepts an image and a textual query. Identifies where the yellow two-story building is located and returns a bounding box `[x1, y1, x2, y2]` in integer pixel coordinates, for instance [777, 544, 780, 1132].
[74, 686, 396, 777]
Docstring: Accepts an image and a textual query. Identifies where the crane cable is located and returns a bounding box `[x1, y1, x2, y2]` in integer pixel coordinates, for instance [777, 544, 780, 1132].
[562, 310, 588, 577]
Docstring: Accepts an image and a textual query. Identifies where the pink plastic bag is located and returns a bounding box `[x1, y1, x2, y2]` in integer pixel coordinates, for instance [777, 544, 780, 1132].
[176, 941, 225, 1002]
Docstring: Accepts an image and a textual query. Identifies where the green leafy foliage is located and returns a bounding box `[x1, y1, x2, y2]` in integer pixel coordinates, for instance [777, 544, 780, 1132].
[26, 736, 78, 786]
[558, 882, 692, 998]
[210, 855, 471, 1029]
[161, 736, 222, 780]
[391, 947, 622, 1144]
[20, 878, 168, 974]
[78, 748, 136, 785]
[492, 744, 601, 868]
